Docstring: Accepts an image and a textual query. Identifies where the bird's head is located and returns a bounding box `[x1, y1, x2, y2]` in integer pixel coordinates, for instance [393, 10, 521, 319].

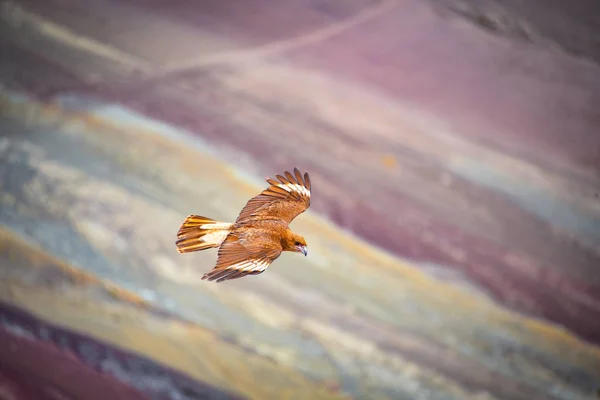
[283, 232, 308, 256]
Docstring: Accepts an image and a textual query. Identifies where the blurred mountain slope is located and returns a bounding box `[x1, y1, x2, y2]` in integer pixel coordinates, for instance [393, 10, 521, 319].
[1, 0, 600, 398]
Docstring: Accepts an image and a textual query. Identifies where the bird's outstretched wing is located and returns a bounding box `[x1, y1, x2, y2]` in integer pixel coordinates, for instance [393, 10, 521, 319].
[235, 167, 311, 224]
[202, 234, 282, 283]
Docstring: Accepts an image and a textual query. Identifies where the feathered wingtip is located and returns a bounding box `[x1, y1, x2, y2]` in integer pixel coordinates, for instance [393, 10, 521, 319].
[264, 167, 311, 202]
[266, 167, 310, 189]
[201, 268, 263, 283]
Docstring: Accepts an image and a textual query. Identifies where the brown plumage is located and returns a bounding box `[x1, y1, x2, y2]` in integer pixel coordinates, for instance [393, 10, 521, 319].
[176, 167, 311, 283]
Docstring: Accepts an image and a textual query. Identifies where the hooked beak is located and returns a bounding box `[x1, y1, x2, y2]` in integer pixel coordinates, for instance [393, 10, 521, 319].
[297, 245, 307, 256]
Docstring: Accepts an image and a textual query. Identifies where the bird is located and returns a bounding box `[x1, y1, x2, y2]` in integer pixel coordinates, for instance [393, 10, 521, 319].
[175, 167, 311, 283]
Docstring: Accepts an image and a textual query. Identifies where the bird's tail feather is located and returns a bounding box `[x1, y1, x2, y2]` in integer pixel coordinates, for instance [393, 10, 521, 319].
[176, 215, 232, 253]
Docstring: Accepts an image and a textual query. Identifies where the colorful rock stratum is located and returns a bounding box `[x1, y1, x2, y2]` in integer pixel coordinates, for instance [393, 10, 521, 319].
[0, 0, 599, 399]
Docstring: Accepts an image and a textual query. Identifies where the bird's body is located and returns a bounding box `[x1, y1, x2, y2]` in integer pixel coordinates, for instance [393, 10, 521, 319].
[176, 168, 311, 282]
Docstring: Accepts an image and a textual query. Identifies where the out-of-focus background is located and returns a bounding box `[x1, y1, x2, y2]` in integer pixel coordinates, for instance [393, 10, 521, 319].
[1, 0, 600, 399]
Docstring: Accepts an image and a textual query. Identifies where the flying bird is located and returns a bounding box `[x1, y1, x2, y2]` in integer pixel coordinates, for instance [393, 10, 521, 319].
[176, 167, 311, 283]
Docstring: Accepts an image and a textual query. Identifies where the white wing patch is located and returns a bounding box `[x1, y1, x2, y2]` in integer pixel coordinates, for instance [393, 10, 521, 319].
[277, 183, 311, 198]
[225, 258, 271, 272]
[199, 222, 233, 230]
[200, 230, 229, 246]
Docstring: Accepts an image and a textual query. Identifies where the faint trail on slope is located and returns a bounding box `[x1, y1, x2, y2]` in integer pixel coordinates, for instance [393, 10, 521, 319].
[0, 1, 150, 71]
[141, 0, 398, 81]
